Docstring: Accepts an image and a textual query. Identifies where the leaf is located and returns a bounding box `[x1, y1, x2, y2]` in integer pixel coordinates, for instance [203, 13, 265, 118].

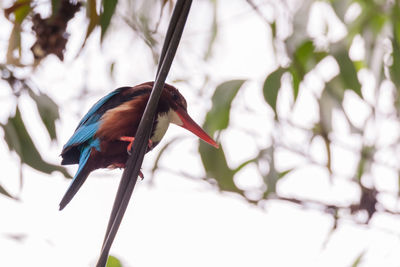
[199, 80, 246, 197]
[81, 0, 99, 48]
[5, 0, 31, 23]
[51, 0, 61, 16]
[294, 41, 314, 74]
[100, 0, 118, 41]
[106, 255, 123, 267]
[204, 80, 246, 135]
[233, 158, 257, 174]
[290, 41, 326, 101]
[293, 40, 327, 74]
[28, 90, 60, 141]
[263, 68, 286, 117]
[199, 142, 242, 195]
[390, 37, 400, 88]
[278, 168, 293, 179]
[351, 251, 365, 267]
[333, 49, 362, 97]
[0, 183, 16, 199]
[6, 23, 22, 65]
[2, 107, 71, 178]
[289, 66, 300, 100]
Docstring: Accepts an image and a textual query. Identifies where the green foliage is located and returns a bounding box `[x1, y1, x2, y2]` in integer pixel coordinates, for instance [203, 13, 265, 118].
[28, 90, 60, 141]
[11, 0, 31, 24]
[290, 40, 327, 99]
[333, 48, 362, 97]
[100, 0, 118, 41]
[351, 251, 365, 267]
[199, 143, 239, 193]
[263, 68, 286, 117]
[50, 0, 60, 15]
[106, 255, 123, 267]
[1, 107, 70, 177]
[199, 80, 247, 196]
[82, 0, 99, 47]
[0, 184, 16, 199]
[204, 79, 246, 135]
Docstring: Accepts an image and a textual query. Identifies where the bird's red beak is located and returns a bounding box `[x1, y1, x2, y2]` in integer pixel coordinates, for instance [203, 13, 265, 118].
[175, 107, 219, 148]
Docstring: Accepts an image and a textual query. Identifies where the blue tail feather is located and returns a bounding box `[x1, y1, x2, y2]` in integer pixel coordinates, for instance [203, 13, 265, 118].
[59, 140, 99, 210]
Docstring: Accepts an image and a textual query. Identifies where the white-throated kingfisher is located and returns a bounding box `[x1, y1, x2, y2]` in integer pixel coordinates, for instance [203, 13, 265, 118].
[59, 82, 218, 210]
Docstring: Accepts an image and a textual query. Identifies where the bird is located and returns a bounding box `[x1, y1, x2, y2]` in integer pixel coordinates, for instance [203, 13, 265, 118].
[59, 82, 218, 210]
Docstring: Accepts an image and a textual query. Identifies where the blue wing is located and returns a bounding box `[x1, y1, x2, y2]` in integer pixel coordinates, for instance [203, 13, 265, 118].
[63, 90, 120, 150]
[61, 88, 126, 165]
[61, 85, 149, 165]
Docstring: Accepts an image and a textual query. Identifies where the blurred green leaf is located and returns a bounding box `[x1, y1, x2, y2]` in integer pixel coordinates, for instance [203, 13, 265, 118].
[233, 158, 257, 174]
[106, 255, 123, 267]
[5, 0, 31, 24]
[370, 13, 388, 35]
[82, 0, 99, 48]
[28, 90, 60, 141]
[6, 23, 22, 65]
[390, 38, 400, 88]
[51, 0, 61, 16]
[2, 107, 70, 178]
[100, 0, 118, 41]
[294, 41, 314, 74]
[289, 66, 300, 100]
[351, 251, 365, 267]
[204, 79, 246, 135]
[263, 68, 286, 117]
[14, 0, 30, 23]
[199, 143, 243, 195]
[333, 49, 362, 97]
[290, 41, 327, 101]
[390, 11, 400, 88]
[0, 183, 16, 199]
[278, 168, 293, 179]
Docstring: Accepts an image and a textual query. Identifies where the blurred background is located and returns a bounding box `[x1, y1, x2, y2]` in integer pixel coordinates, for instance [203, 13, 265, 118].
[1, 0, 400, 266]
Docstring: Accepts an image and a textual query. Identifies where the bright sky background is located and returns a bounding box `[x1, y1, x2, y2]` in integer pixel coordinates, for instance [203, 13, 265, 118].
[1, 1, 400, 267]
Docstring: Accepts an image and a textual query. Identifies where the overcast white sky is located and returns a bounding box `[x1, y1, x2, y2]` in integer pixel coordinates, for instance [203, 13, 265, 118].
[1, 1, 400, 266]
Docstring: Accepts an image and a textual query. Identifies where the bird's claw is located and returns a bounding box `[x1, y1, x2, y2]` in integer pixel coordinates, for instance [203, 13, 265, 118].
[120, 136, 153, 155]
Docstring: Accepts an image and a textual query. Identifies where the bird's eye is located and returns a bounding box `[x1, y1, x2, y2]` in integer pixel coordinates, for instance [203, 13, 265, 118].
[172, 92, 179, 101]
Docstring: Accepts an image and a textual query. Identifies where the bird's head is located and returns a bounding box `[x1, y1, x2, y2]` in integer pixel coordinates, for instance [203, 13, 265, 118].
[161, 83, 219, 148]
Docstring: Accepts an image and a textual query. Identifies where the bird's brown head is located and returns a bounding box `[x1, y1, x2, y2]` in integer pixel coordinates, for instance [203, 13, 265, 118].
[160, 83, 219, 148]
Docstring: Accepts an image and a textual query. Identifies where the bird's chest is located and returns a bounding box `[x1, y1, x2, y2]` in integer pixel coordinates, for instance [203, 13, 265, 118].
[151, 113, 170, 143]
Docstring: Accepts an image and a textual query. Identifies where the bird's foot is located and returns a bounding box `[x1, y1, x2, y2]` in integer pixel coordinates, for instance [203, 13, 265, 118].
[139, 170, 144, 180]
[120, 136, 153, 155]
[108, 163, 144, 179]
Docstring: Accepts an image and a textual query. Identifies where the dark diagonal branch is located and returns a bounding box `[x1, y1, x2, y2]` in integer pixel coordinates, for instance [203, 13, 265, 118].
[96, 1, 193, 266]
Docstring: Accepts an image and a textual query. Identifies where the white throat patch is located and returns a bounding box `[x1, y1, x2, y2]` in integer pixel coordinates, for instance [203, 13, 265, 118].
[151, 110, 183, 144]
[151, 113, 170, 143]
[168, 109, 183, 126]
